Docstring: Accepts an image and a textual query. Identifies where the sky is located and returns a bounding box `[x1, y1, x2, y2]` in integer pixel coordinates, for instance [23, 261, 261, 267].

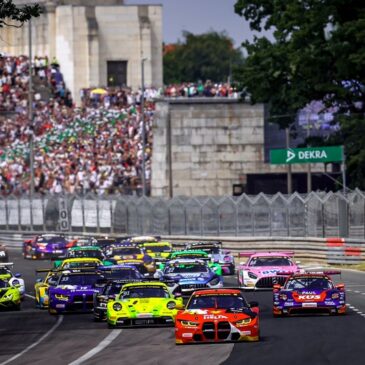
[125, 0, 264, 47]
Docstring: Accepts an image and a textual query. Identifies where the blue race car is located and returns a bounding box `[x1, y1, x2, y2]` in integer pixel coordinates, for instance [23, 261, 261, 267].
[185, 241, 235, 275]
[158, 259, 223, 296]
[23, 234, 76, 260]
[48, 269, 102, 314]
[273, 270, 346, 316]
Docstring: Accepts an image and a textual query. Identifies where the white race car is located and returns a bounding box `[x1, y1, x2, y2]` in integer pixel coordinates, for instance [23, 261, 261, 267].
[0, 263, 26, 298]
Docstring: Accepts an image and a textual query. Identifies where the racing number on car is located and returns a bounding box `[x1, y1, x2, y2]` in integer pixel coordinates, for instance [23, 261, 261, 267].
[59, 198, 69, 231]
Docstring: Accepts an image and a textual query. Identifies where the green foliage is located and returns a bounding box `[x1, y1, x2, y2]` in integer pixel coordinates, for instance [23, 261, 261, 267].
[234, 0, 365, 188]
[163, 31, 245, 84]
[0, 0, 42, 28]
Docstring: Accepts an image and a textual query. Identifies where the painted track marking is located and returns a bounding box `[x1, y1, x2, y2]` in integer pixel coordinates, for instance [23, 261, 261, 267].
[25, 293, 36, 300]
[346, 303, 365, 318]
[0, 315, 63, 365]
[68, 330, 122, 365]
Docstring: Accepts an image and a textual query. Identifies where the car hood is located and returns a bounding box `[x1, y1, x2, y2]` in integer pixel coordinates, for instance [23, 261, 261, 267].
[177, 308, 254, 320]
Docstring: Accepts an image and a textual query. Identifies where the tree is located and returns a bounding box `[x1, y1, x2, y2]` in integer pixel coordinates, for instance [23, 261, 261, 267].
[234, 0, 365, 188]
[0, 0, 42, 28]
[163, 31, 244, 84]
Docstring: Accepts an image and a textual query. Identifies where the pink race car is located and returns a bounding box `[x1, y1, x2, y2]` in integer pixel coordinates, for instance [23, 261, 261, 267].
[237, 251, 301, 290]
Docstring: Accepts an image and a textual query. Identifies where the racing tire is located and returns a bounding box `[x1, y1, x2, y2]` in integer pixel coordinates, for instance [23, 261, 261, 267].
[107, 322, 115, 329]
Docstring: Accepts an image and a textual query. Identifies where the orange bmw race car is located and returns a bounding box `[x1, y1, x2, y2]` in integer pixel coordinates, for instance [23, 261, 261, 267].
[175, 288, 259, 344]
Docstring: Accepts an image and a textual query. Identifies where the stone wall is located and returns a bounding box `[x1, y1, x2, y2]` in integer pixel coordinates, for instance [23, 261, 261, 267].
[3, 1, 162, 104]
[151, 98, 322, 197]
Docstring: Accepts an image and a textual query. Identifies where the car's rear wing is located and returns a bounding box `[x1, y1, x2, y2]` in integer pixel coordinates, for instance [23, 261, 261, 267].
[238, 251, 295, 258]
[0, 262, 14, 268]
[305, 270, 342, 276]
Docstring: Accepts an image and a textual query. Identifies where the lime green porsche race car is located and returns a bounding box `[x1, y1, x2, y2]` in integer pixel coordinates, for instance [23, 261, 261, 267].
[0, 278, 21, 310]
[106, 281, 184, 327]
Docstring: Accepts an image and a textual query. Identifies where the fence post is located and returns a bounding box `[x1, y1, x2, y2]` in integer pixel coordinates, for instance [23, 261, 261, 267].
[338, 198, 349, 238]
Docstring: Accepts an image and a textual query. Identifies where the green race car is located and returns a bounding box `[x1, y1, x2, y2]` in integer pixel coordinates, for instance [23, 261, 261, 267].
[0, 278, 21, 310]
[53, 246, 106, 268]
[158, 250, 223, 276]
[106, 281, 184, 327]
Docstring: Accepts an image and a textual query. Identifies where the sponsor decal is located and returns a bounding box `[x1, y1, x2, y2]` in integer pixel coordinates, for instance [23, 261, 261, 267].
[203, 314, 228, 320]
[182, 333, 193, 338]
[284, 302, 294, 306]
[262, 270, 279, 275]
[56, 304, 65, 308]
[302, 302, 317, 308]
[241, 331, 251, 335]
[137, 313, 152, 318]
[297, 294, 321, 300]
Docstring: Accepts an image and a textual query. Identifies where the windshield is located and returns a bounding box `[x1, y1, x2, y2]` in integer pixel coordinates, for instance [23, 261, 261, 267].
[191, 246, 220, 254]
[111, 247, 142, 256]
[188, 294, 247, 310]
[166, 264, 209, 274]
[285, 277, 333, 290]
[68, 250, 103, 260]
[249, 257, 292, 267]
[58, 274, 100, 286]
[0, 279, 10, 288]
[62, 261, 99, 269]
[101, 268, 142, 280]
[0, 268, 10, 275]
[145, 245, 171, 253]
[120, 287, 169, 299]
[104, 283, 124, 296]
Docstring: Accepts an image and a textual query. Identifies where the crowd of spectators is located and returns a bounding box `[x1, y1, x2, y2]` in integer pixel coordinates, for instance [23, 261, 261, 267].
[0, 54, 240, 196]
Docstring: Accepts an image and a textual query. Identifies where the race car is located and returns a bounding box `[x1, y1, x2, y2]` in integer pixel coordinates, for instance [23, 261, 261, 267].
[273, 270, 346, 316]
[58, 257, 103, 270]
[0, 244, 9, 262]
[0, 278, 22, 310]
[164, 250, 222, 276]
[93, 265, 145, 322]
[158, 259, 223, 296]
[48, 269, 102, 314]
[130, 236, 160, 244]
[90, 237, 117, 252]
[137, 241, 173, 264]
[0, 263, 25, 298]
[104, 243, 145, 261]
[53, 246, 106, 268]
[23, 234, 77, 259]
[237, 251, 300, 290]
[110, 258, 155, 275]
[106, 281, 184, 327]
[34, 269, 59, 308]
[185, 241, 235, 275]
[175, 288, 260, 344]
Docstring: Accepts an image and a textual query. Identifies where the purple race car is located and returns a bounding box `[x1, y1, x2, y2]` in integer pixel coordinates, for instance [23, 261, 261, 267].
[48, 269, 102, 314]
[273, 270, 346, 316]
[23, 234, 77, 260]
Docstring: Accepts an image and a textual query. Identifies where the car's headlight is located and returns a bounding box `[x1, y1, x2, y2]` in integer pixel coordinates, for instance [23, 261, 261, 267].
[4, 293, 13, 300]
[209, 277, 221, 286]
[12, 280, 20, 286]
[113, 303, 122, 311]
[180, 320, 199, 327]
[166, 301, 176, 309]
[248, 272, 257, 279]
[55, 294, 69, 301]
[235, 318, 252, 326]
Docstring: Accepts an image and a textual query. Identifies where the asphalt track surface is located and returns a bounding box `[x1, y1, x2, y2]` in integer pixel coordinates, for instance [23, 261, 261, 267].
[1, 248, 364, 365]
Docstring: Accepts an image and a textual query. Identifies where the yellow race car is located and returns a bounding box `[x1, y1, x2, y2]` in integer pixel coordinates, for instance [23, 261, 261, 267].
[34, 269, 59, 309]
[138, 242, 173, 263]
[0, 278, 21, 310]
[106, 281, 184, 327]
[59, 257, 102, 270]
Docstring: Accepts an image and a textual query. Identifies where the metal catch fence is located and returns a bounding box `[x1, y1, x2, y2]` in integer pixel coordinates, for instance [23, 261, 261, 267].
[0, 190, 364, 238]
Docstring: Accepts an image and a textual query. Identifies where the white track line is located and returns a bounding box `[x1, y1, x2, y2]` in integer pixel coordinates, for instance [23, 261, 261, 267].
[0, 315, 63, 365]
[25, 293, 35, 300]
[68, 330, 122, 365]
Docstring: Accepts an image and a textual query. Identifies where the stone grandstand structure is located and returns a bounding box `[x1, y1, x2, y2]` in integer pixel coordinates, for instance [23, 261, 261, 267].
[2, 0, 163, 104]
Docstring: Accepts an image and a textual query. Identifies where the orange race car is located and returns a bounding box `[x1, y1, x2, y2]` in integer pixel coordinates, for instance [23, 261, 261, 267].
[175, 288, 260, 344]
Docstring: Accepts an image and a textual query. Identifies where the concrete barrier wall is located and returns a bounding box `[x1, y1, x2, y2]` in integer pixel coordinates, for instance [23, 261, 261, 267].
[2, 231, 364, 265]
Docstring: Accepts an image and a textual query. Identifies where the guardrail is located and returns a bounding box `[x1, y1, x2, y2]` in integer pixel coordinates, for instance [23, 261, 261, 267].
[1, 231, 364, 265]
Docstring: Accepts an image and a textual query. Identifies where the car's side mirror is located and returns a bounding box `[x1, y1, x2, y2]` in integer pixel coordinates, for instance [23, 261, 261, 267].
[36, 278, 43, 283]
[295, 261, 301, 265]
[249, 301, 259, 308]
[15, 273, 22, 278]
[336, 283, 345, 291]
[273, 284, 281, 291]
